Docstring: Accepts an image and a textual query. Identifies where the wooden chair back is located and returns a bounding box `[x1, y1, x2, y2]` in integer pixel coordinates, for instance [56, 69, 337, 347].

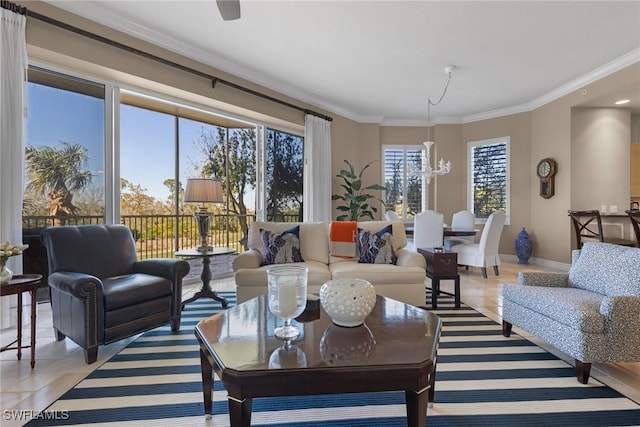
[628, 210, 640, 247]
[568, 210, 603, 248]
[568, 209, 636, 248]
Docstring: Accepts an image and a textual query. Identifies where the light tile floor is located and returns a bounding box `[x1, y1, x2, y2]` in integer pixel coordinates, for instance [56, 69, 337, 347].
[1, 262, 639, 426]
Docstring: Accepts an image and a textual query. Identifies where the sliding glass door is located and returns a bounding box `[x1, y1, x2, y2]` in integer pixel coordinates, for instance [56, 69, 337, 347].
[23, 65, 305, 257]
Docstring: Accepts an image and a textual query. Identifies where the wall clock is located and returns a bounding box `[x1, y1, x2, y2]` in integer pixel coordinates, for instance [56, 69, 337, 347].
[536, 158, 556, 199]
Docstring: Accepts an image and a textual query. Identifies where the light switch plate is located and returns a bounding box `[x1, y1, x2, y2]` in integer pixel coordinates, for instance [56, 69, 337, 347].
[609, 205, 618, 214]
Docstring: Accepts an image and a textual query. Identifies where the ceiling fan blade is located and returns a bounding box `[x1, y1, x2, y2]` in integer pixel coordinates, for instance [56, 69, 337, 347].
[216, 0, 241, 21]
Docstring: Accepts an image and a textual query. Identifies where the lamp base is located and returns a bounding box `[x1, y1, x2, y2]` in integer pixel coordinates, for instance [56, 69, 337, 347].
[193, 211, 213, 253]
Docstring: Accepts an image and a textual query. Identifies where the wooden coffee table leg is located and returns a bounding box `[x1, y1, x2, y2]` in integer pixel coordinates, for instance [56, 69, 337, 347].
[199, 348, 213, 418]
[228, 395, 252, 427]
[405, 384, 428, 427]
[428, 361, 437, 403]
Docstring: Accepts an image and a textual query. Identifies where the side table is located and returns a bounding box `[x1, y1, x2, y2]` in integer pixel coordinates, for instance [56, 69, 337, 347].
[417, 248, 460, 309]
[0, 274, 43, 368]
[175, 247, 236, 310]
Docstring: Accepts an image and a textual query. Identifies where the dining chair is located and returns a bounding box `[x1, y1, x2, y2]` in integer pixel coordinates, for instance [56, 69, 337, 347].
[384, 211, 400, 221]
[452, 211, 506, 278]
[413, 210, 444, 250]
[444, 210, 475, 250]
[568, 210, 636, 248]
[627, 209, 640, 247]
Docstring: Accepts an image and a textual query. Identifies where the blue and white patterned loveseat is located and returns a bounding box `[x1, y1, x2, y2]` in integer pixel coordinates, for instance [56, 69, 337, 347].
[501, 242, 640, 383]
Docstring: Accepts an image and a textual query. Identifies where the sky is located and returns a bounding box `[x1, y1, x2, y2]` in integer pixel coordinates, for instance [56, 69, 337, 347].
[120, 104, 207, 200]
[26, 83, 106, 190]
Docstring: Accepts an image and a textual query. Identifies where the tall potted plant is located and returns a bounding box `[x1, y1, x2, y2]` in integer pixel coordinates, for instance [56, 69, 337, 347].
[332, 160, 387, 221]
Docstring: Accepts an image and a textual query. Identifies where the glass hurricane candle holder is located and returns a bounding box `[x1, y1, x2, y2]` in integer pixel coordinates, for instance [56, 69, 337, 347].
[267, 265, 308, 339]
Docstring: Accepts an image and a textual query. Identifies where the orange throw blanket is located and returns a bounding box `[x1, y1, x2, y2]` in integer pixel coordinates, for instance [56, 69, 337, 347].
[330, 221, 358, 258]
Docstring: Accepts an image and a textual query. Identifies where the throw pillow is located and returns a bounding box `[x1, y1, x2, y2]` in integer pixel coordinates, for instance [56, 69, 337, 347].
[357, 224, 397, 264]
[260, 225, 305, 265]
[329, 221, 358, 259]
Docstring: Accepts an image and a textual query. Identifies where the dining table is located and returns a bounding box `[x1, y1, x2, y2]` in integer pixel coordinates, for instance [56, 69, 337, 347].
[405, 226, 479, 238]
[443, 227, 479, 237]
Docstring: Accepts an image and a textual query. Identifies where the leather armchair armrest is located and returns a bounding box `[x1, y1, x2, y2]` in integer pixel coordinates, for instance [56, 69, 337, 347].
[518, 272, 569, 287]
[395, 248, 426, 269]
[134, 258, 190, 280]
[48, 271, 104, 298]
[232, 249, 263, 270]
[47, 271, 104, 349]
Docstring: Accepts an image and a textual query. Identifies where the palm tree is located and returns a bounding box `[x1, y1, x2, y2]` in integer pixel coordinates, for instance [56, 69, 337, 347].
[25, 142, 93, 225]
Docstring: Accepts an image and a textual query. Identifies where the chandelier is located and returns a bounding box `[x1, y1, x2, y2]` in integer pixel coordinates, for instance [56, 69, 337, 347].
[420, 140, 452, 185]
[414, 65, 455, 185]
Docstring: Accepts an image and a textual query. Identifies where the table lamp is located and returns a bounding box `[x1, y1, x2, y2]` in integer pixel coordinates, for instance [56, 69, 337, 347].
[184, 178, 224, 252]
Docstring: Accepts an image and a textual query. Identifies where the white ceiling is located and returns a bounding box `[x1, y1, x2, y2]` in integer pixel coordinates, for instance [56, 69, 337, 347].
[47, 0, 640, 125]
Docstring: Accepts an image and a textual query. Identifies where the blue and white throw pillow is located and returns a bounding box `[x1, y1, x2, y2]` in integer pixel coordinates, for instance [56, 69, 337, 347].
[260, 225, 305, 265]
[357, 225, 397, 264]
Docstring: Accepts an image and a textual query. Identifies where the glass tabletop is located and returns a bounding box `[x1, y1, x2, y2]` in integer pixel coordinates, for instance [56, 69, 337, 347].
[196, 295, 441, 372]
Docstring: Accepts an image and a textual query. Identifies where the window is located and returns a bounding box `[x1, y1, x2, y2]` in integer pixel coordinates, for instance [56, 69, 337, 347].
[467, 137, 510, 223]
[24, 67, 106, 227]
[119, 92, 258, 255]
[265, 129, 304, 222]
[23, 63, 308, 258]
[382, 145, 424, 220]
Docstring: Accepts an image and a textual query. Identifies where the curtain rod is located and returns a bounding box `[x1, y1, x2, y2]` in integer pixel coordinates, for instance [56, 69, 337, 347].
[2, 2, 333, 122]
[1, 0, 26, 15]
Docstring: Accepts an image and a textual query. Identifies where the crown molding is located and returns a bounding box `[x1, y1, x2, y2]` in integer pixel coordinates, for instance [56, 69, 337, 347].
[380, 116, 463, 127]
[462, 48, 640, 124]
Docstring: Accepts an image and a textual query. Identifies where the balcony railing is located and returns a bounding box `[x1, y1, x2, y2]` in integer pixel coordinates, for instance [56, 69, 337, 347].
[22, 213, 300, 259]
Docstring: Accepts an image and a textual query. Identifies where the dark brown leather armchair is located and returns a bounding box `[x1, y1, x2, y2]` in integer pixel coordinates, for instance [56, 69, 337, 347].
[42, 224, 190, 364]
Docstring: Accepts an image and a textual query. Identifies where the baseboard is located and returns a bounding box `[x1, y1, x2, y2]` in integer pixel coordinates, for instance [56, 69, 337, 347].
[500, 254, 570, 271]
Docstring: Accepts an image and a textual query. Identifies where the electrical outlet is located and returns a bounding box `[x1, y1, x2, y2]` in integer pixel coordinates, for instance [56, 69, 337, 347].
[609, 205, 618, 214]
[601, 205, 607, 214]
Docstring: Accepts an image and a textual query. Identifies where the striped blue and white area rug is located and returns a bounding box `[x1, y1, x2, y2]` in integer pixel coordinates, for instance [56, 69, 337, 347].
[27, 292, 640, 426]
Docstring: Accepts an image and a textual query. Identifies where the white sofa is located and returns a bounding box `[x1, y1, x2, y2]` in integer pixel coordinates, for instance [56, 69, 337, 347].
[232, 221, 427, 306]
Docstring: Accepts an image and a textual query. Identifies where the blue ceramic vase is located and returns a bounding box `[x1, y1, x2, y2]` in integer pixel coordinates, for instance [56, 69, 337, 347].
[515, 227, 532, 264]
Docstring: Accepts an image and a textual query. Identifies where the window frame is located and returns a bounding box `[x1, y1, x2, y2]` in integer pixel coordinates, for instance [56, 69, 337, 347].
[382, 144, 427, 220]
[466, 136, 511, 225]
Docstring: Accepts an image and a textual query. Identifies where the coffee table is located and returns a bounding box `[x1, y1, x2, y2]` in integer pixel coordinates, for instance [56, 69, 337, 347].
[195, 294, 441, 426]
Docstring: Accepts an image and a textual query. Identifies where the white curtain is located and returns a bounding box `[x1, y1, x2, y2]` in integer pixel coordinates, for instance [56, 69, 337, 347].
[0, 8, 28, 328]
[303, 115, 332, 223]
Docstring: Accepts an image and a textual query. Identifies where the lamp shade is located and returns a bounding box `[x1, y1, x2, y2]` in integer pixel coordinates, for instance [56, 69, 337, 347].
[183, 178, 224, 203]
